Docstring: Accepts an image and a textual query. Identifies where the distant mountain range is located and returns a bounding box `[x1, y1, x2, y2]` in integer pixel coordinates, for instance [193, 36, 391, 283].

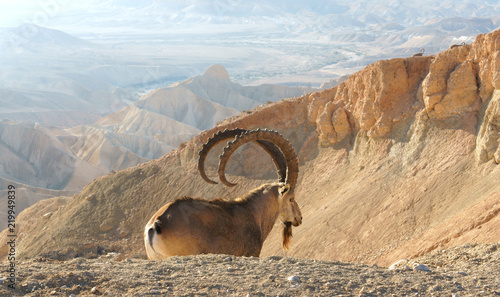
[43, 1, 500, 35]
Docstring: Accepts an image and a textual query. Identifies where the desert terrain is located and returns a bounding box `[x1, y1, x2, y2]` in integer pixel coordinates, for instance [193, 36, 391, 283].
[0, 242, 499, 296]
[0, 29, 499, 296]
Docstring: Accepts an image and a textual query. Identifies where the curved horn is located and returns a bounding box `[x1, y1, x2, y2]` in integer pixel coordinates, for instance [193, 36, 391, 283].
[218, 129, 298, 188]
[199, 128, 288, 186]
[255, 140, 287, 184]
[198, 128, 247, 184]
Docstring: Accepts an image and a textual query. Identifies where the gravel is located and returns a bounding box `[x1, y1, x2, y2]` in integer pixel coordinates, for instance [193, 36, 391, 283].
[1, 242, 499, 296]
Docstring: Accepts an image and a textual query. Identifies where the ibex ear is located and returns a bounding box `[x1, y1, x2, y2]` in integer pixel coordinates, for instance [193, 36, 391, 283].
[279, 184, 291, 196]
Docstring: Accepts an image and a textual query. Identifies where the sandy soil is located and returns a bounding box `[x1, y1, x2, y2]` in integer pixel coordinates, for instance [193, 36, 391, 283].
[1, 242, 498, 296]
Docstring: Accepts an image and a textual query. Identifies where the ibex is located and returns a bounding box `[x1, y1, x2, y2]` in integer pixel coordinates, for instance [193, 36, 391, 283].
[144, 128, 302, 259]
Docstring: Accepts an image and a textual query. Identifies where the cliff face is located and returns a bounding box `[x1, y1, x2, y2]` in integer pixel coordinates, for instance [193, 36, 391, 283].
[310, 31, 499, 148]
[3, 30, 499, 266]
[289, 30, 500, 264]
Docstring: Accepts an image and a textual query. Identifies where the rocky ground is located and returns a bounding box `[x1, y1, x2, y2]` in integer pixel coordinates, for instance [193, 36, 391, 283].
[0, 242, 498, 296]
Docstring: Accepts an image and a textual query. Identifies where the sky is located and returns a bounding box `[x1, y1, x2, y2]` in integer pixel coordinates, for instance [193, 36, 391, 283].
[0, 0, 106, 27]
[0, 0, 38, 26]
[1, 0, 499, 32]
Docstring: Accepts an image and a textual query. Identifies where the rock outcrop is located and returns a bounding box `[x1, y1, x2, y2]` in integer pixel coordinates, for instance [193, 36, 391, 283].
[308, 56, 431, 144]
[477, 91, 500, 164]
[2, 30, 499, 267]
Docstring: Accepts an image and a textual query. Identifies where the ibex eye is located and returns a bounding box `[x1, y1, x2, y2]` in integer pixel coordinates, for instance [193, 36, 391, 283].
[289, 198, 294, 202]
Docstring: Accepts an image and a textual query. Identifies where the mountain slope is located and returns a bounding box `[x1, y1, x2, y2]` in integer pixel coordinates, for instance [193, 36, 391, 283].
[2, 30, 499, 267]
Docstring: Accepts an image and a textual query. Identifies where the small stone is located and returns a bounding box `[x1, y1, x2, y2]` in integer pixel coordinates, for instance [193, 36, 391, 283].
[287, 275, 301, 283]
[43, 212, 52, 218]
[118, 230, 129, 238]
[413, 263, 431, 272]
[325, 281, 336, 289]
[83, 242, 94, 249]
[388, 259, 408, 270]
[99, 223, 113, 232]
[91, 286, 102, 295]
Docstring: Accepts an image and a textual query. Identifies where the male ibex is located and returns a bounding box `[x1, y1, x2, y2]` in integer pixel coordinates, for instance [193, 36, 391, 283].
[144, 128, 302, 259]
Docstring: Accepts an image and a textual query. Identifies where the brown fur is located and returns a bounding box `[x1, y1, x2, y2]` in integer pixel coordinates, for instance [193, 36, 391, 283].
[200, 186, 295, 253]
[145, 183, 302, 259]
[282, 222, 293, 251]
[170, 185, 263, 208]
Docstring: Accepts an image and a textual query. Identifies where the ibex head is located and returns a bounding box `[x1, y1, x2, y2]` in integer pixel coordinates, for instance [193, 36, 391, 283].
[198, 128, 301, 250]
[276, 183, 302, 249]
